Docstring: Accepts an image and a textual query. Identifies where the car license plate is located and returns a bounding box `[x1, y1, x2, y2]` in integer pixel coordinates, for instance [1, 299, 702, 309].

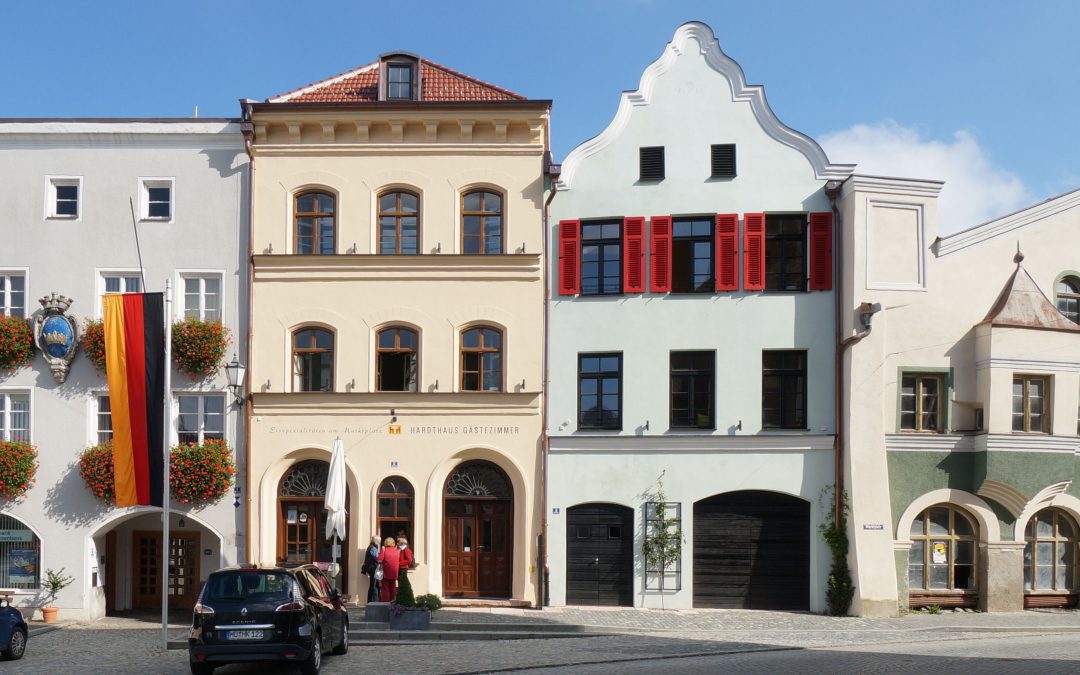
[225, 630, 264, 640]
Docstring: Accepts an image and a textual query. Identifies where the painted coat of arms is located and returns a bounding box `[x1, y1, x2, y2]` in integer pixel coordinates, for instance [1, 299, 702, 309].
[34, 292, 80, 384]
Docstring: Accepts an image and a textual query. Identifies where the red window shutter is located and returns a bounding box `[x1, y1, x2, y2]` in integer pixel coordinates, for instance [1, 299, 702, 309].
[743, 213, 765, 291]
[649, 216, 672, 293]
[809, 211, 833, 291]
[623, 217, 646, 293]
[558, 220, 580, 295]
[715, 213, 739, 291]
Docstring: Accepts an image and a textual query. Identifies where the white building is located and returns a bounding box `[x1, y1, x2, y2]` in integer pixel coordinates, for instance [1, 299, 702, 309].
[545, 22, 852, 611]
[0, 119, 248, 620]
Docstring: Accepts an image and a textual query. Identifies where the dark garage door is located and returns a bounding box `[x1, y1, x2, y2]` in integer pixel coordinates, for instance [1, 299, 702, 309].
[566, 503, 634, 606]
[693, 490, 810, 610]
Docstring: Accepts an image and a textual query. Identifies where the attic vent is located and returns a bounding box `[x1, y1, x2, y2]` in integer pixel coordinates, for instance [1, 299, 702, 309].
[639, 146, 665, 182]
[711, 144, 736, 178]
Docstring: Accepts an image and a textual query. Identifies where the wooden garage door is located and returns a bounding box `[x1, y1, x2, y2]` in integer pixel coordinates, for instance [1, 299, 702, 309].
[693, 491, 809, 610]
[566, 504, 634, 606]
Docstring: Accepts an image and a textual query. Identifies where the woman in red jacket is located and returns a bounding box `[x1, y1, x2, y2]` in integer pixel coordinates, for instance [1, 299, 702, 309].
[376, 536, 401, 602]
[397, 534, 414, 578]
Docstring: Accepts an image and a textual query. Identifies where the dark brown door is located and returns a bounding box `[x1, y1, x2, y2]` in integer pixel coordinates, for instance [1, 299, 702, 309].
[105, 530, 117, 614]
[277, 499, 349, 591]
[567, 503, 634, 606]
[132, 531, 201, 610]
[443, 499, 511, 597]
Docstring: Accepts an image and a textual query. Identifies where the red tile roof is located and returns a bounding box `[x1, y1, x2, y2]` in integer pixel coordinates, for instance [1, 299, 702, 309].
[268, 59, 525, 104]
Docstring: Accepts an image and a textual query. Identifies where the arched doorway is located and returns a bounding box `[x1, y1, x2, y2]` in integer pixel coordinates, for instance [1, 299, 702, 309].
[443, 460, 513, 598]
[566, 503, 634, 606]
[693, 490, 810, 610]
[276, 460, 349, 590]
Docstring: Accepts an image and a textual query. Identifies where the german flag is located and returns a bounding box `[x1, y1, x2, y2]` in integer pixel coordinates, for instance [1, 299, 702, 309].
[103, 293, 166, 507]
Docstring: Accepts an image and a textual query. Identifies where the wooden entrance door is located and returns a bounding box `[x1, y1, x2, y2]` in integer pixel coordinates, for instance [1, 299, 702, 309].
[132, 531, 201, 609]
[277, 499, 350, 591]
[566, 503, 634, 606]
[443, 499, 512, 597]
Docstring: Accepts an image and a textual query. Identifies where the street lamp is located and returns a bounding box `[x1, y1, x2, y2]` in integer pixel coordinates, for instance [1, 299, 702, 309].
[224, 354, 247, 406]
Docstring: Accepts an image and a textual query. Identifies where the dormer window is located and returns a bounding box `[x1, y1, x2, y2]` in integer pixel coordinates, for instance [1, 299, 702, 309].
[380, 53, 420, 101]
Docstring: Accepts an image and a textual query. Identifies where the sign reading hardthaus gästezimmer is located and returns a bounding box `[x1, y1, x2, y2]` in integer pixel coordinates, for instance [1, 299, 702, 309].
[267, 424, 520, 436]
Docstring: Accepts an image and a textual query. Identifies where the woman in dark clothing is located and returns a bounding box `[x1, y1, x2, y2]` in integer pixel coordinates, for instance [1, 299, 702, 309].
[362, 535, 381, 603]
[376, 536, 401, 602]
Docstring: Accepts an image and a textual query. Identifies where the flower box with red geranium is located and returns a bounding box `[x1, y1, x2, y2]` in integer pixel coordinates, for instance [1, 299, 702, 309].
[81, 319, 107, 374]
[0, 440, 38, 501]
[170, 439, 235, 506]
[79, 441, 116, 504]
[0, 316, 34, 375]
[172, 319, 230, 380]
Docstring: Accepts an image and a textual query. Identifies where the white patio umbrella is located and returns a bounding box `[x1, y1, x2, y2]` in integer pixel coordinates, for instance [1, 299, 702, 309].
[325, 437, 347, 571]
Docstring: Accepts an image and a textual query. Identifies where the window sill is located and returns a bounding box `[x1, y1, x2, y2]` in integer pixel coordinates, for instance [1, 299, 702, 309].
[46, 214, 78, 220]
[898, 430, 946, 435]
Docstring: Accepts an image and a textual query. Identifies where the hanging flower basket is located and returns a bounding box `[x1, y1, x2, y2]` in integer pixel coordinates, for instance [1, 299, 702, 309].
[172, 319, 231, 379]
[0, 440, 38, 501]
[82, 319, 107, 374]
[0, 316, 34, 375]
[78, 441, 115, 504]
[170, 439, 235, 506]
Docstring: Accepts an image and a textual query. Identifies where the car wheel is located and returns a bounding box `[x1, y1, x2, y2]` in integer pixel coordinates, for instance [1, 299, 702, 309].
[189, 662, 215, 675]
[332, 619, 349, 655]
[301, 633, 321, 675]
[1, 628, 26, 660]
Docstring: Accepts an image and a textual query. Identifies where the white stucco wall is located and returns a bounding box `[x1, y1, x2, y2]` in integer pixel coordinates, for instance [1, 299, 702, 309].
[0, 121, 248, 619]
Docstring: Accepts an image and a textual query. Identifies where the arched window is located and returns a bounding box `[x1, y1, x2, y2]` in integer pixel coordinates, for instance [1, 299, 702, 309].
[377, 327, 418, 391]
[461, 326, 502, 392]
[1025, 508, 1077, 593]
[377, 476, 415, 551]
[378, 191, 419, 255]
[461, 190, 503, 254]
[0, 514, 40, 589]
[293, 327, 333, 392]
[908, 504, 978, 601]
[294, 191, 336, 255]
[1056, 276, 1080, 324]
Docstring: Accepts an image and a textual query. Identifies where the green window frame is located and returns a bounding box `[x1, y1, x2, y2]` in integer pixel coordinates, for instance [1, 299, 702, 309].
[896, 367, 952, 433]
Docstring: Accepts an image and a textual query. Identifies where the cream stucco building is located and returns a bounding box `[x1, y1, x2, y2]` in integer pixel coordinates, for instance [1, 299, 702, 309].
[244, 53, 551, 604]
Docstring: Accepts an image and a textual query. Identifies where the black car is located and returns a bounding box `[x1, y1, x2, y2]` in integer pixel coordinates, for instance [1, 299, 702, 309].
[188, 564, 348, 675]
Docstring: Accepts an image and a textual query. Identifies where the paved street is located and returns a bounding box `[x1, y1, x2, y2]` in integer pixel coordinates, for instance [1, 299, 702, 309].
[13, 608, 1080, 674]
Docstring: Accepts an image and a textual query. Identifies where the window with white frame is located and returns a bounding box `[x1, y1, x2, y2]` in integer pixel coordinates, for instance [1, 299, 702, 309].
[177, 394, 225, 445]
[0, 273, 26, 318]
[95, 394, 113, 443]
[47, 177, 81, 218]
[99, 272, 142, 313]
[0, 392, 31, 442]
[181, 274, 222, 321]
[141, 178, 173, 221]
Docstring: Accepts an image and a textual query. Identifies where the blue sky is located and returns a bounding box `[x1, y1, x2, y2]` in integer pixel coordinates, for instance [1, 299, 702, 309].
[4, 1, 1078, 232]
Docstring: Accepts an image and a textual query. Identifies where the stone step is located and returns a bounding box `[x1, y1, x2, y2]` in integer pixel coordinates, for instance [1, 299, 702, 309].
[348, 620, 602, 633]
[348, 630, 605, 643]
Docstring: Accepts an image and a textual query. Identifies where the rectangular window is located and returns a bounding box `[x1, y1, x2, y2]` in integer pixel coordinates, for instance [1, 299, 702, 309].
[48, 177, 81, 219]
[762, 350, 807, 429]
[181, 274, 222, 321]
[0, 273, 26, 318]
[578, 353, 622, 430]
[1012, 376, 1049, 433]
[141, 178, 174, 220]
[96, 394, 113, 443]
[765, 214, 807, 292]
[387, 63, 413, 100]
[900, 374, 944, 433]
[670, 351, 715, 429]
[639, 146, 665, 182]
[671, 217, 713, 293]
[0, 392, 31, 442]
[177, 394, 226, 445]
[710, 144, 736, 178]
[580, 221, 622, 295]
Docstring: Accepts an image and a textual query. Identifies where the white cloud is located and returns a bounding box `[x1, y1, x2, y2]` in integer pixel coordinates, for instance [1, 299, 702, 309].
[819, 121, 1031, 235]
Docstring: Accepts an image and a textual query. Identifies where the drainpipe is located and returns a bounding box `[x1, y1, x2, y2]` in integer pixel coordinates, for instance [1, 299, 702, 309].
[240, 100, 256, 566]
[539, 138, 559, 610]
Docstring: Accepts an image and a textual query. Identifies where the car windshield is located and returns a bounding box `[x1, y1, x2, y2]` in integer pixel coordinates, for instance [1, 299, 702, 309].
[202, 571, 292, 604]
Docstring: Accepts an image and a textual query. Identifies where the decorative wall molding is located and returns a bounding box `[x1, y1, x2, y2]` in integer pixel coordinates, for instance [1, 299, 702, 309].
[865, 199, 927, 291]
[840, 174, 943, 199]
[937, 186, 1080, 256]
[894, 488, 1001, 541]
[555, 21, 854, 190]
[975, 357, 1080, 373]
[549, 433, 835, 453]
[980, 434, 1079, 455]
[885, 434, 975, 452]
[1012, 488, 1080, 542]
[976, 479, 1028, 517]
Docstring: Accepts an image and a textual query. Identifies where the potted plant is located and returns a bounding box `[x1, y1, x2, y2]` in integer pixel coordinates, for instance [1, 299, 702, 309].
[170, 439, 235, 506]
[171, 318, 230, 379]
[78, 441, 115, 504]
[81, 319, 106, 374]
[0, 315, 34, 375]
[40, 568, 74, 623]
[0, 440, 38, 501]
[388, 576, 440, 630]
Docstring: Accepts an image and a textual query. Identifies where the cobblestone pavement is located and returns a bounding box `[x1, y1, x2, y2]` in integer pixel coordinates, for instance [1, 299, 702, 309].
[12, 608, 1080, 674]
